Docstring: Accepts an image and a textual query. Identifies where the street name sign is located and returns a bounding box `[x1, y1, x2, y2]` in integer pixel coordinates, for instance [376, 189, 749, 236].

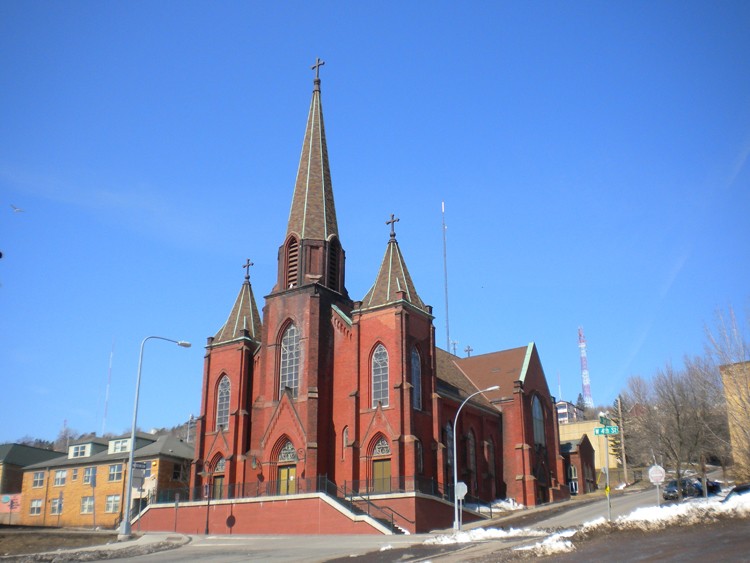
[594, 426, 620, 435]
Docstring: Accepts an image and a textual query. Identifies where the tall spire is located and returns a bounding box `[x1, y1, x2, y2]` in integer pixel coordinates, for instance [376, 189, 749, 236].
[286, 58, 338, 241]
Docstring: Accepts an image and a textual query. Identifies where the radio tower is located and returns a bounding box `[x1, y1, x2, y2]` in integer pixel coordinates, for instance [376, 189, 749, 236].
[578, 327, 594, 408]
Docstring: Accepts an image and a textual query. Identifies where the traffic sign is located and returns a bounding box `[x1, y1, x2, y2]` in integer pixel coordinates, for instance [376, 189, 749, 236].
[648, 465, 666, 485]
[599, 415, 611, 426]
[133, 461, 148, 470]
[455, 482, 468, 500]
[594, 426, 620, 435]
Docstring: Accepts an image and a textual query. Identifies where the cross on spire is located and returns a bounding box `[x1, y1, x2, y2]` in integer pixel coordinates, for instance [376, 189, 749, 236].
[464, 345, 473, 357]
[311, 57, 325, 79]
[243, 258, 254, 282]
[386, 213, 399, 239]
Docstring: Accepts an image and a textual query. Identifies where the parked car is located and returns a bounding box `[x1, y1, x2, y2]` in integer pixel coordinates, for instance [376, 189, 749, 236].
[662, 478, 700, 500]
[721, 483, 750, 503]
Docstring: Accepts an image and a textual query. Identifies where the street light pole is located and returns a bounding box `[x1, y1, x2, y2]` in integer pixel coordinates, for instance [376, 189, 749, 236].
[453, 385, 499, 532]
[119, 336, 191, 540]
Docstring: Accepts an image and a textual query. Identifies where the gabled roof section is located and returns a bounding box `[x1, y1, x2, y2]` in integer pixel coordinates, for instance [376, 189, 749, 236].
[213, 277, 262, 345]
[453, 343, 534, 401]
[286, 67, 338, 241]
[359, 233, 427, 313]
[434, 348, 493, 410]
[0, 444, 65, 467]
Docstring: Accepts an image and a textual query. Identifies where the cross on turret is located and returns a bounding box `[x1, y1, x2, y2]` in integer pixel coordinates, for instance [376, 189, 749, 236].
[464, 345, 473, 358]
[386, 214, 399, 239]
[243, 258, 254, 282]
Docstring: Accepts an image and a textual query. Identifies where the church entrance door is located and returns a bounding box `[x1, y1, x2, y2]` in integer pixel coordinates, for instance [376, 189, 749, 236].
[278, 465, 297, 494]
[372, 459, 391, 493]
[212, 476, 224, 500]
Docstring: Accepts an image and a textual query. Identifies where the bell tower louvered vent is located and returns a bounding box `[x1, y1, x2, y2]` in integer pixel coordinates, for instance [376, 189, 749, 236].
[286, 237, 299, 288]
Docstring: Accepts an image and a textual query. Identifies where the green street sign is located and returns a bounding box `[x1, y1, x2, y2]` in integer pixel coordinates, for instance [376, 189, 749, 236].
[599, 415, 611, 426]
[594, 426, 620, 436]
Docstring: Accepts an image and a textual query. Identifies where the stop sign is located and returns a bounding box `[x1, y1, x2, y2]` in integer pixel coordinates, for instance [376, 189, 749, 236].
[648, 465, 666, 484]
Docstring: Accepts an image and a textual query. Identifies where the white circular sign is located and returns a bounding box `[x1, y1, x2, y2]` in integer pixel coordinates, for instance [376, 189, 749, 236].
[648, 465, 666, 484]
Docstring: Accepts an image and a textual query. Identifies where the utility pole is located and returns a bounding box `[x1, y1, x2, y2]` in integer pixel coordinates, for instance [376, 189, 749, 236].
[618, 396, 628, 484]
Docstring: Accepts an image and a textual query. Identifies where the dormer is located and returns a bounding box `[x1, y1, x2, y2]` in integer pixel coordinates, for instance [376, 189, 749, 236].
[67, 437, 108, 459]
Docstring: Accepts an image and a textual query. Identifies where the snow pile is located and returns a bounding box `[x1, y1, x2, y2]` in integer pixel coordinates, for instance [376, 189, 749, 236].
[425, 526, 546, 545]
[378, 545, 392, 551]
[616, 494, 750, 529]
[515, 529, 576, 556]
[465, 497, 524, 515]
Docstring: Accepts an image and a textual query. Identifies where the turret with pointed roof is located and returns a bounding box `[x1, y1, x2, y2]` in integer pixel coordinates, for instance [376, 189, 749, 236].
[358, 215, 428, 313]
[276, 59, 347, 297]
[212, 262, 262, 347]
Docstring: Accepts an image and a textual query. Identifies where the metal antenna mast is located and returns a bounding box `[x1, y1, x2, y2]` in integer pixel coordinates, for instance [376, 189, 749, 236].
[578, 326, 594, 408]
[442, 201, 450, 351]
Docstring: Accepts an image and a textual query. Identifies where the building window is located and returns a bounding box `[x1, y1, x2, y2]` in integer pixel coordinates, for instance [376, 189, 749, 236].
[532, 395, 546, 447]
[173, 462, 188, 481]
[373, 436, 391, 456]
[50, 498, 63, 515]
[32, 472, 44, 488]
[71, 444, 87, 458]
[486, 439, 496, 477]
[105, 495, 120, 513]
[112, 439, 129, 453]
[327, 237, 340, 290]
[411, 347, 422, 410]
[342, 426, 349, 460]
[466, 431, 477, 476]
[29, 499, 42, 515]
[445, 423, 454, 468]
[80, 496, 94, 514]
[216, 376, 230, 430]
[54, 470, 66, 486]
[72, 469, 78, 480]
[278, 441, 298, 463]
[416, 441, 424, 474]
[83, 467, 96, 485]
[279, 324, 301, 398]
[371, 344, 389, 408]
[109, 464, 123, 482]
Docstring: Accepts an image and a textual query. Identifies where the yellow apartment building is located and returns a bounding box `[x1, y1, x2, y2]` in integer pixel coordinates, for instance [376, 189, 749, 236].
[19, 433, 192, 529]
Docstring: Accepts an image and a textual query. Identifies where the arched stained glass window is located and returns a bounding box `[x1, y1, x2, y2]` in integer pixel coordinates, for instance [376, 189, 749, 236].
[411, 347, 422, 410]
[216, 376, 230, 430]
[467, 431, 476, 475]
[371, 344, 389, 408]
[280, 324, 301, 398]
[214, 457, 226, 474]
[532, 395, 546, 447]
[373, 436, 391, 456]
[278, 441, 298, 463]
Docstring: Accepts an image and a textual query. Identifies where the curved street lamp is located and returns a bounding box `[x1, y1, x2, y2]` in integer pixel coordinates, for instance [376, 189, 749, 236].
[119, 336, 191, 540]
[453, 385, 500, 532]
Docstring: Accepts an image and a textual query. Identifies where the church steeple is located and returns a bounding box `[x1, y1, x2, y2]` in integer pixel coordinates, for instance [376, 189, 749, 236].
[359, 215, 427, 313]
[277, 59, 346, 296]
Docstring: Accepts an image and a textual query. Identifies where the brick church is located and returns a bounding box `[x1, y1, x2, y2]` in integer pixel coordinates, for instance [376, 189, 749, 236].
[142, 63, 568, 535]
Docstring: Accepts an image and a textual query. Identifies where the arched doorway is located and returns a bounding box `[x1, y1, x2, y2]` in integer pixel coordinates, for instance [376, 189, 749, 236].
[212, 457, 225, 500]
[371, 436, 391, 493]
[277, 441, 298, 494]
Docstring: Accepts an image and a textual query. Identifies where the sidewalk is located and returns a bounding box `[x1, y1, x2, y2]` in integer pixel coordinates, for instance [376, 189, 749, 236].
[0, 532, 190, 562]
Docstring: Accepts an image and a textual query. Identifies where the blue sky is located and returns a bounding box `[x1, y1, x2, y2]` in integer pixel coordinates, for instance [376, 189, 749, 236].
[1, 1, 748, 444]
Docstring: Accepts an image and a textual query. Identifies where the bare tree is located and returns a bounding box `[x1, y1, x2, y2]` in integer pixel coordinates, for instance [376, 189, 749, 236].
[706, 306, 750, 481]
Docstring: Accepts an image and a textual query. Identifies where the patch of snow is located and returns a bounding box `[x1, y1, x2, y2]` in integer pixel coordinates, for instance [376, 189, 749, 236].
[515, 530, 577, 556]
[379, 545, 392, 551]
[425, 527, 546, 545]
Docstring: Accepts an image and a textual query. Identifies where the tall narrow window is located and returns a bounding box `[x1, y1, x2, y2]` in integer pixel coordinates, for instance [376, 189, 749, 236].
[279, 324, 301, 398]
[416, 440, 424, 474]
[411, 347, 422, 410]
[532, 395, 546, 447]
[371, 344, 389, 407]
[342, 426, 349, 460]
[467, 431, 476, 476]
[486, 439, 496, 477]
[286, 237, 299, 288]
[216, 376, 230, 430]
